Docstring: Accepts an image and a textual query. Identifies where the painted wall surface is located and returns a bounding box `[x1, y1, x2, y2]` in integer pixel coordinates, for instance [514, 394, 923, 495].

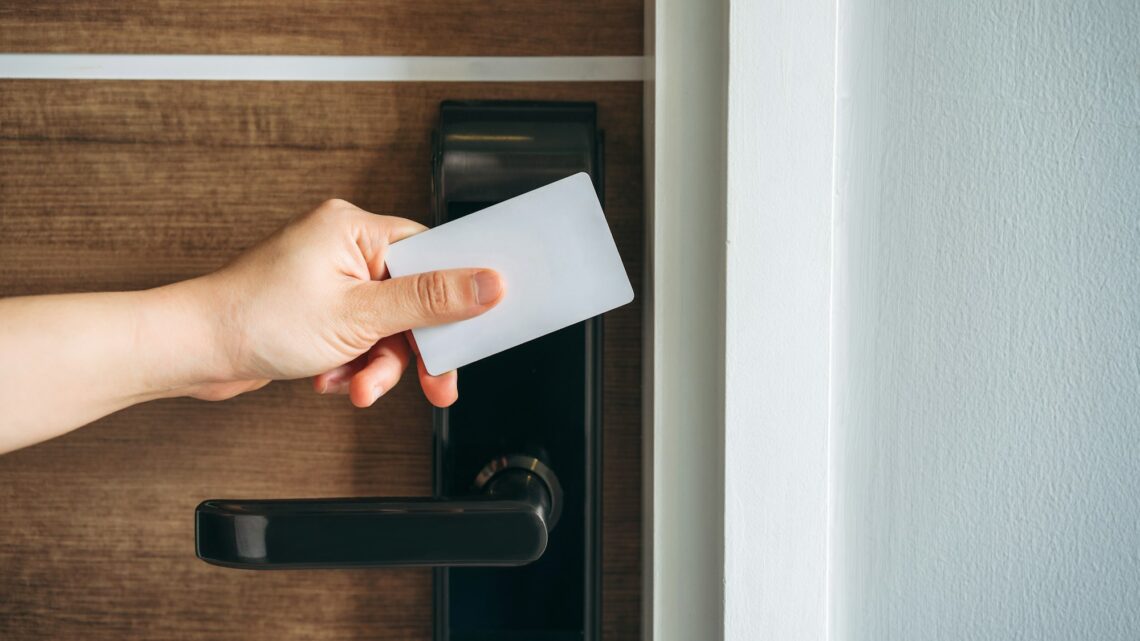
[831, 1, 1140, 640]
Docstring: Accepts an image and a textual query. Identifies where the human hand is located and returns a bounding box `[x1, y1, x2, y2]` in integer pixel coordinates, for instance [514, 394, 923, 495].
[179, 199, 503, 408]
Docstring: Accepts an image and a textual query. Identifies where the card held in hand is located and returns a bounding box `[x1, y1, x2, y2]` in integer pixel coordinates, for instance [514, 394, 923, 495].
[385, 173, 634, 376]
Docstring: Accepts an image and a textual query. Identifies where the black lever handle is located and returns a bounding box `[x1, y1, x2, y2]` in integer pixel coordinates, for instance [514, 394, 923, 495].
[196, 458, 561, 570]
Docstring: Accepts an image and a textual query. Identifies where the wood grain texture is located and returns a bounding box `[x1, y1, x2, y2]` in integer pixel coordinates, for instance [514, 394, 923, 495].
[0, 1, 642, 56]
[0, 80, 642, 640]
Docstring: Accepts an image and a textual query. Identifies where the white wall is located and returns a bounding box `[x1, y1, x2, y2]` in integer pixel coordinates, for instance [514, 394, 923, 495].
[830, 1, 1140, 640]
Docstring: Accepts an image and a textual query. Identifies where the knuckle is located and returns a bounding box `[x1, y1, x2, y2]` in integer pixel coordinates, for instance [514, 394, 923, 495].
[320, 197, 352, 211]
[416, 272, 454, 317]
[309, 199, 354, 223]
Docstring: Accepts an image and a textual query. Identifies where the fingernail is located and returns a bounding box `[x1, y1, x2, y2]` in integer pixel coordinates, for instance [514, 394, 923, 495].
[373, 383, 385, 403]
[473, 270, 502, 305]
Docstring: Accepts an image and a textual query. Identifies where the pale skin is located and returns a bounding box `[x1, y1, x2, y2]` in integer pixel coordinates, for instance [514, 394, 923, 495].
[0, 199, 504, 455]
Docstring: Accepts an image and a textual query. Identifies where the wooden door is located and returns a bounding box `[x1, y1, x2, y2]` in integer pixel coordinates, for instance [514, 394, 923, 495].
[0, 4, 642, 639]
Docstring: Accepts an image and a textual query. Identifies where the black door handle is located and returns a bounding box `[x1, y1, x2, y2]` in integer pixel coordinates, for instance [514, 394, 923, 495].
[196, 456, 562, 569]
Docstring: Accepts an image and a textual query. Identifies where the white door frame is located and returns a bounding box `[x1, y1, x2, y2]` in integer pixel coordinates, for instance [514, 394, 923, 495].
[644, 1, 838, 639]
[641, 0, 727, 639]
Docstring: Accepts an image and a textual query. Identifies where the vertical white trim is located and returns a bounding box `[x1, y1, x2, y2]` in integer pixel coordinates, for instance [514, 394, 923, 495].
[641, 1, 658, 638]
[825, 2, 844, 639]
[723, 1, 837, 640]
[645, 0, 728, 640]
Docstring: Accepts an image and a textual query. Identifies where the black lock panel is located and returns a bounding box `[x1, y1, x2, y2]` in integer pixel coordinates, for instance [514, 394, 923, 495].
[433, 101, 603, 641]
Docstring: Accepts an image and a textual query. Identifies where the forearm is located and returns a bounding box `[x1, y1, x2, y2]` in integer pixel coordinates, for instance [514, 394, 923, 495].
[0, 279, 227, 453]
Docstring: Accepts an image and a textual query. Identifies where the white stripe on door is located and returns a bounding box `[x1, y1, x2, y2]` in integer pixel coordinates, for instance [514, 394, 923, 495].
[0, 54, 645, 82]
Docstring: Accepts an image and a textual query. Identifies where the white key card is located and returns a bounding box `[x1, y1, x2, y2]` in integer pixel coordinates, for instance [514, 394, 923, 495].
[385, 172, 634, 376]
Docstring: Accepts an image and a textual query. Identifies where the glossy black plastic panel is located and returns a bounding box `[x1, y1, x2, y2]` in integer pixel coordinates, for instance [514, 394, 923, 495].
[432, 101, 601, 210]
[432, 101, 603, 641]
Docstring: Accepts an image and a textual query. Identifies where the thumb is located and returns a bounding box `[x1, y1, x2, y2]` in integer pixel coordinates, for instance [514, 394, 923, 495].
[351, 268, 504, 338]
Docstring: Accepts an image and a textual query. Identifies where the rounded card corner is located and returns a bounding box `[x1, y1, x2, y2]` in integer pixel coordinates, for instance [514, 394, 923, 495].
[421, 352, 450, 377]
